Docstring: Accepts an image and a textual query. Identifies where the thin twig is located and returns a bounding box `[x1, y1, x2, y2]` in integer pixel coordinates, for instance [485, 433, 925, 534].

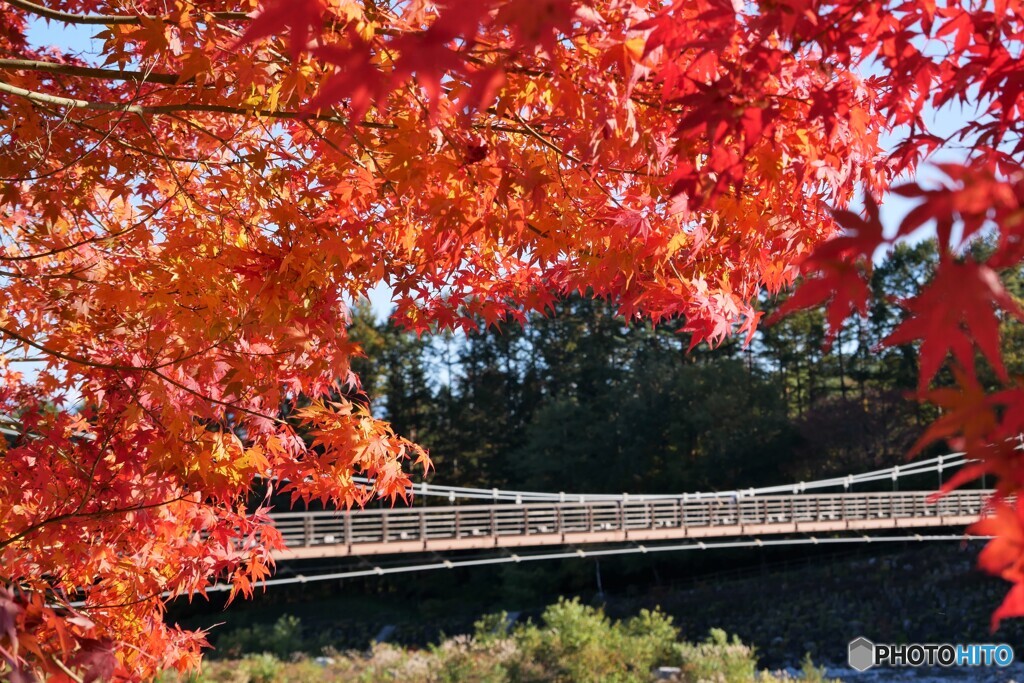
[0, 58, 183, 85]
[0, 80, 396, 128]
[3, 0, 247, 25]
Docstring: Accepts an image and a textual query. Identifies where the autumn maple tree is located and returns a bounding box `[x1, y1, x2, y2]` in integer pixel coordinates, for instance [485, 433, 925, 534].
[0, 0, 1022, 678]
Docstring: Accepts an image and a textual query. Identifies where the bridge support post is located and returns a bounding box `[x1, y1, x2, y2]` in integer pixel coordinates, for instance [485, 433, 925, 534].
[344, 513, 352, 554]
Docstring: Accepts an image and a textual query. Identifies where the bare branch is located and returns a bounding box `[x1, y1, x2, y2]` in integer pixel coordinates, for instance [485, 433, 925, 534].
[0, 58, 184, 86]
[3, 0, 248, 25]
[0, 79, 398, 128]
[0, 493, 193, 551]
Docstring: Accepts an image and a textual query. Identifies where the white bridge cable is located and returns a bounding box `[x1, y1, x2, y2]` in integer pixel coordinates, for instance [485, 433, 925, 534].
[355, 452, 972, 504]
[194, 534, 989, 594]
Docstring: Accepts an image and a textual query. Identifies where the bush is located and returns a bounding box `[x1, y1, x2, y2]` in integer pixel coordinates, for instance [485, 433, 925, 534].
[159, 601, 835, 682]
[152, 670, 209, 683]
[622, 608, 682, 668]
[428, 635, 512, 683]
[675, 628, 758, 683]
[473, 611, 512, 643]
[508, 597, 678, 683]
[242, 653, 284, 683]
[796, 654, 839, 683]
[216, 616, 304, 659]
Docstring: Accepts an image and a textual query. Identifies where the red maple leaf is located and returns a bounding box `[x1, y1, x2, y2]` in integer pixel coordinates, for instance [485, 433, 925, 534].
[969, 499, 1024, 631]
[235, 0, 328, 61]
[767, 198, 885, 346]
[991, 583, 1024, 633]
[307, 38, 384, 120]
[70, 638, 117, 683]
[767, 260, 870, 349]
[885, 260, 1024, 390]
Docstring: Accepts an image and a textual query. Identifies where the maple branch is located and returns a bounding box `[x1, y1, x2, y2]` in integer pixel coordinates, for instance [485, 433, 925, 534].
[73, 585, 172, 611]
[134, 112, 215, 234]
[149, 368, 286, 424]
[509, 112, 625, 208]
[0, 194, 174, 261]
[5, 78, 649, 179]
[0, 308, 283, 400]
[0, 58, 183, 86]
[2, 70, 150, 182]
[0, 264, 95, 281]
[0, 324, 150, 372]
[503, 112, 652, 179]
[0, 313, 226, 378]
[0, 493, 192, 551]
[2, 0, 248, 25]
[59, 113, 247, 166]
[72, 428, 119, 517]
[48, 655, 85, 683]
[0, 80, 397, 128]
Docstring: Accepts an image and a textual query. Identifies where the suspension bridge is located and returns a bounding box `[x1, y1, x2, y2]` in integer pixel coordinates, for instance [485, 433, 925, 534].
[270, 453, 986, 561]
[271, 489, 987, 560]
[182, 452, 996, 593]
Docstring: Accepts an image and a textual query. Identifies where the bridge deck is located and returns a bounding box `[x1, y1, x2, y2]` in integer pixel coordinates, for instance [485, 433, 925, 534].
[270, 490, 989, 560]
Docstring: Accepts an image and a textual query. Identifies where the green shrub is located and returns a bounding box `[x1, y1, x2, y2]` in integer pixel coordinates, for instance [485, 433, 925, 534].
[349, 642, 432, 683]
[473, 611, 512, 643]
[796, 654, 839, 683]
[675, 628, 758, 683]
[428, 636, 511, 683]
[511, 598, 619, 682]
[241, 653, 283, 683]
[622, 608, 681, 668]
[507, 597, 677, 683]
[216, 616, 303, 659]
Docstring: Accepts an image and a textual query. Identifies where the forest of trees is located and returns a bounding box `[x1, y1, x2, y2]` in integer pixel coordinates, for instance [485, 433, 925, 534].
[349, 239, 1023, 496]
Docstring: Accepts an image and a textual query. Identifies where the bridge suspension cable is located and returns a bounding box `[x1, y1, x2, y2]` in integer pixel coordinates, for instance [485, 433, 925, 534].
[357, 452, 972, 504]
[195, 533, 987, 594]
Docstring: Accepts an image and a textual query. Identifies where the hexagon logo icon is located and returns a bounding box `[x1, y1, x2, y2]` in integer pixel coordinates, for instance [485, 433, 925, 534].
[848, 637, 875, 672]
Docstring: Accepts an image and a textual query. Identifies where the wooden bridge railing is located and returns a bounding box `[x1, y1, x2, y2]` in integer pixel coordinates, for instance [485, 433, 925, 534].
[269, 489, 991, 559]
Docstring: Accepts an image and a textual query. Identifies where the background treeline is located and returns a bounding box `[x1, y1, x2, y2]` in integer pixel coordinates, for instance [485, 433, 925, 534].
[346, 239, 1022, 496]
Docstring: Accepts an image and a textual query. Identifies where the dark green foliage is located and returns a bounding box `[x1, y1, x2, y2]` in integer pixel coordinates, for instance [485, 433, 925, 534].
[347, 242, 994, 496]
[215, 616, 305, 660]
